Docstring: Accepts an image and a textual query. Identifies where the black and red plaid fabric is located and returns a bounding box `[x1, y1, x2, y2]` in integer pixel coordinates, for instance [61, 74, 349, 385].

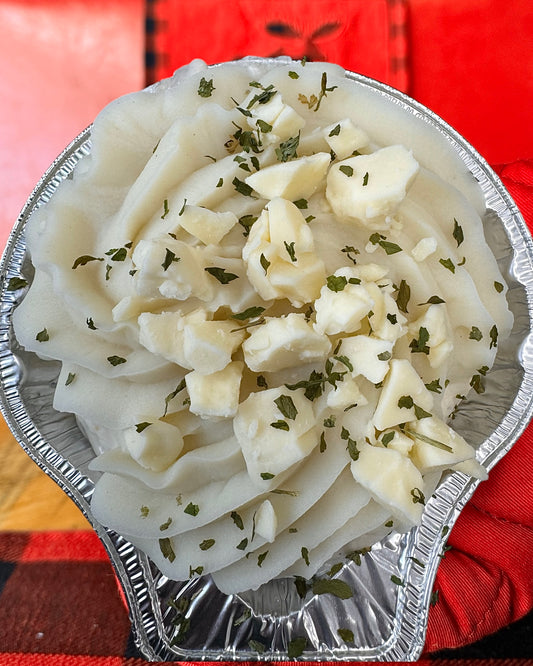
[1, 531, 533, 664]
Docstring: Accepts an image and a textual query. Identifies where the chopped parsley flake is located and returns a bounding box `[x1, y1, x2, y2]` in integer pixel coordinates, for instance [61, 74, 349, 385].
[494, 281, 504, 293]
[36, 328, 49, 342]
[231, 306, 266, 321]
[199, 538, 215, 550]
[362, 171, 369, 186]
[6, 277, 28, 291]
[161, 199, 170, 219]
[470, 374, 485, 394]
[489, 325, 498, 348]
[341, 245, 359, 264]
[159, 517, 172, 531]
[270, 420, 289, 430]
[260, 472, 275, 480]
[439, 257, 456, 273]
[419, 295, 445, 305]
[312, 578, 353, 599]
[162, 248, 180, 271]
[204, 266, 239, 284]
[301, 546, 310, 566]
[275, 133, 300, 162]
[395, 279, 411, 313]
[411, 487, 426, 504]
[107, 355, 127, 366]
[184, 502, 199, 516]
[292, 198, 308, 209]
[274, 394, 298, 420]
[135, 422, 151, 433]
[453, 218, 464, 246]
[284, 240, 297, 262]
[65, 372, 76, 386]
[140, 505, 149, 518]
[338, 628, 355, 643]
[159, 537, 176, 562]
[197, 77, 215, 97]
[231, 511, 244, 530]
[391, 574, 405, 586]
[339, 164, 354, 177]
[425, 379, 443, 393]
[260, 253, 271, 274]
[409, 326, 430, 354]
[382, 431, 395, 447]
[86, 317, 97, 330]
[329, 124, 341, 137]
[232, 176, 254, 197]
[469, 326, 483, 341]
[257, 550, 269, 567]
[72, 255, 103, 269]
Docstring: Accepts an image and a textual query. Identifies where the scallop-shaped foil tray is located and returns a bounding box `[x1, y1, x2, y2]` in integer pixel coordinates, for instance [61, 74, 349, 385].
[1, 70, 533, 661]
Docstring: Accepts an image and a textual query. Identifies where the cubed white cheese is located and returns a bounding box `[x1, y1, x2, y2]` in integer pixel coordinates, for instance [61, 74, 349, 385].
[379, 429, 413, 455]
[185, 361, 243, 419]
[326, 376, 368, 410]
[138, 308, 207, 367]
[233, 387, 317, 482]
[350, 442, 426, 526]
[323, 118, 369, 160]
[408, 415, 480, 473]
[124, 420, 184, 471]
[254, 499, 278, 542]
[325, 145, 419, 223]
[409, 303, 453, 369]
[243, 199, 326, 307]
[182, 320, 245, 374]
[372, 359, 434, 430]
[341, 335, 393, 384]
[411, 236, 437, 262]
[177, 205, 237, 245]
[245, 153, 330, 201]
[314, 268, 374, 335]
[132, 238, 213, 301]
[243, 313, 331, 372]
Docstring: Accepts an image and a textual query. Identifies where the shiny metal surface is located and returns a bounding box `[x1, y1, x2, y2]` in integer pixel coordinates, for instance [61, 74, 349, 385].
[1, 67, 532, 661]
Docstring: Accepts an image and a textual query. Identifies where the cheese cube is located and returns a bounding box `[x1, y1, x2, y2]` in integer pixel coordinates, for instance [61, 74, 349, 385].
[326, 376, 368, 410]
[341, 335, 393, 384]
[408, 415, 480, 473]
[245, 153, 330, 201]
[182, 320, 245, 374]
[233, 387, 317, 482]
[325, 145, 419, 223]
[243, 313, 331, 372]
[323, 118, 369, 160]
[408, 304, 453, 369]
[411, 236, 437, 262]
[379, 429, 413, 456]
[254, 499, 278, 542]
[350, 441, 425, 526]
[314, 268, 374, 335]
[132, 237, 213, 301]
[124, 420, 184, 471]
[372, 359, 434, 430]
[138, 308, 207, 367]
[185, 361, 243, 419]
[177, 205, 237, 245]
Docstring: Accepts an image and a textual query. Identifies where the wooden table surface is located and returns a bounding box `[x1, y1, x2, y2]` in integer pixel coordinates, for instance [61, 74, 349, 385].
[0, 415, 90, 531]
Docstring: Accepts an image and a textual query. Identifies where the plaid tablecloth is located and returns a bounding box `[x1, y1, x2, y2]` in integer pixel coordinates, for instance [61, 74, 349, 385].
[1, 531, 533, 664]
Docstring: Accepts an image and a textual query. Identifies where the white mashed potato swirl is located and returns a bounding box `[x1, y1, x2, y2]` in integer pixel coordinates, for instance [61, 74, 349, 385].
[14, 58, 513, 595]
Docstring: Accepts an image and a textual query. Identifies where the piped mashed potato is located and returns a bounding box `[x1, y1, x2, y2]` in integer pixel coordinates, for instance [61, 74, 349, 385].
[13, 58, 513, 595]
